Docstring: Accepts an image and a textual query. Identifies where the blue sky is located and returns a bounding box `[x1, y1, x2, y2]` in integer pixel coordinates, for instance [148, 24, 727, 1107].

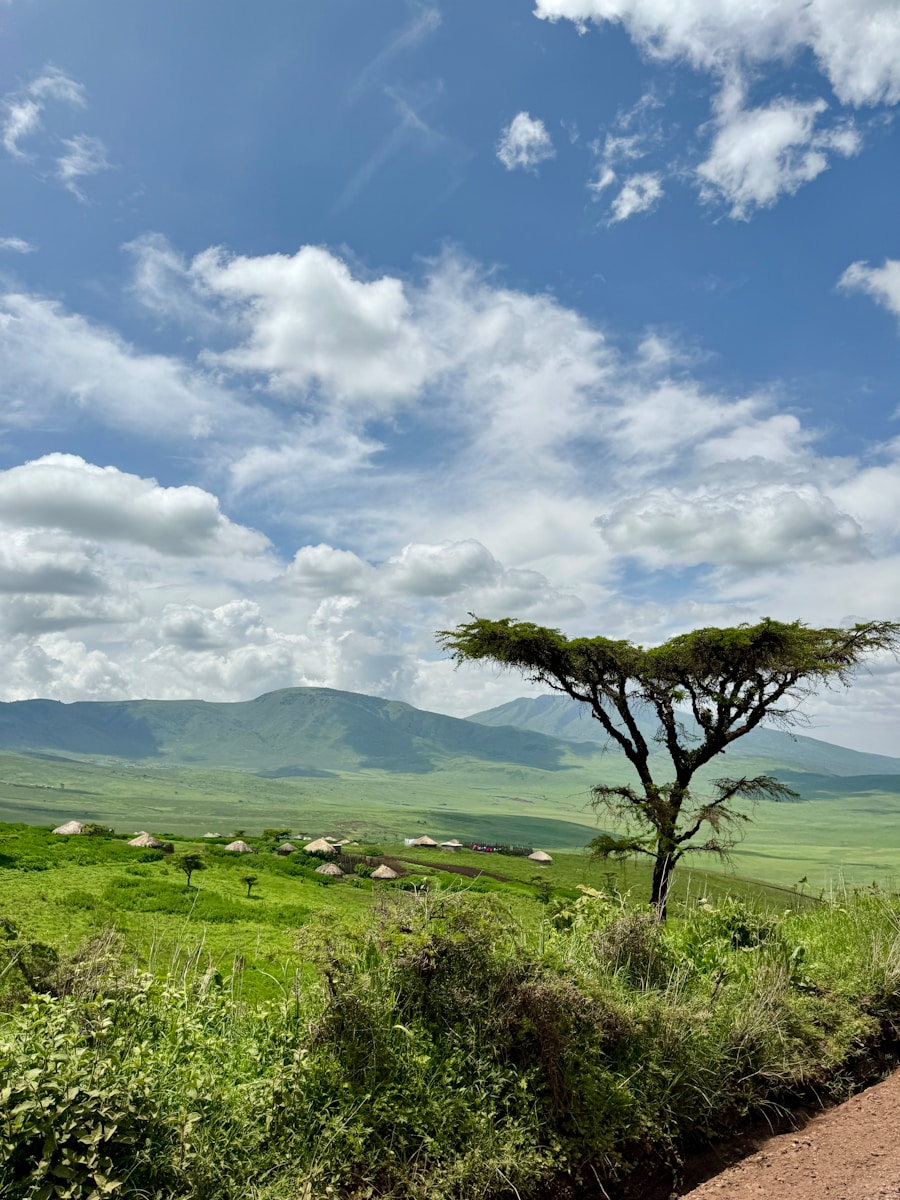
[1, 0, 899, 751]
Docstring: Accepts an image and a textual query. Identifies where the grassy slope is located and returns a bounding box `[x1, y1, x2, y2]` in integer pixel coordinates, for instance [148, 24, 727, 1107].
[0, 823, 813, 1004]
[1, 744, 898, 890]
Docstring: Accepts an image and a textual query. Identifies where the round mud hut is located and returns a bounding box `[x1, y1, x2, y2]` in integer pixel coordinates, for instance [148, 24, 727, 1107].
[275, 841, 296, 856]
[304, 838, 337, 855]
[224, 839, 256, 854]
[371, 864, 398, 881]
[128, 832, 174, 853]
[527, 850, 553, 865]
[315, 862, 343, 878]
[52, 820, 85, 836]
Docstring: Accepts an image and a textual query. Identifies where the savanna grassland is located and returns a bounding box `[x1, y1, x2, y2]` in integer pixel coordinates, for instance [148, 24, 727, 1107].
[2, 689, 900, 1198]
[2, 820, 900, 1200]
[2, 744, 899, 891]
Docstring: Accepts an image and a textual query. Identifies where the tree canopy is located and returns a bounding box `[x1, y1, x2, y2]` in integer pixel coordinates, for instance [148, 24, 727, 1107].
[438, 616, 899, 915]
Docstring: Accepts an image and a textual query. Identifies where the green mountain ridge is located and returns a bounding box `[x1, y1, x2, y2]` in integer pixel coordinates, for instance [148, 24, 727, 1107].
[468, 694, 900, 778]
[0, 688, 592, 774]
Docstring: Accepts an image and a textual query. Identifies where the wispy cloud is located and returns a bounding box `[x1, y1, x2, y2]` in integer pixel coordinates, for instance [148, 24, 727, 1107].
[0, 236, 36, 254]
[1, 65, 85, 158]
[334, 85, 461, 212]
[56, 134, 112, 200]
[349, 3, 442, 102]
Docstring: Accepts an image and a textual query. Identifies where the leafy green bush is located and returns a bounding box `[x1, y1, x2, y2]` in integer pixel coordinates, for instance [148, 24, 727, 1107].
[2, 888, 900, 1199]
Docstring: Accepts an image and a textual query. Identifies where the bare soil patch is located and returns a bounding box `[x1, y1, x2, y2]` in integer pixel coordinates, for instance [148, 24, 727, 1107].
[391, 854, 516, 882]
[676, 1068, 900, 1200]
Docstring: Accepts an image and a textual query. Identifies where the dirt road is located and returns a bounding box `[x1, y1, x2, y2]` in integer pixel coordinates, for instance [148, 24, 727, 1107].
[679, 1069, 900, 1200]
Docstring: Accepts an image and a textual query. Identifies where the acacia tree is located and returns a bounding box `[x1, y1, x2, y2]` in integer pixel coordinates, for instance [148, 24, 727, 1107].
[438, 617, 899, 916]
[173, 851, 206, 889]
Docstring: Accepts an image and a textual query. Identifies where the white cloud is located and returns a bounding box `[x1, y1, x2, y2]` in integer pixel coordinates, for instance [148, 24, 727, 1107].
[1, 65, 85, 158]
[597, 483, 868, 567]
[537, 0, 896, 220]
[0, 455, 270, 557]
[0, 290, 261, 441]
[0, 237, 35, 254]
[697, 86, 860, 217]
[193, 244, 436, 408]
[608, 171, 664, 222]
[286, 544, 372, 595]
[534, 0, 900, 107]
[496, 111, 556, 171]
[2, 97, 42, 158]
[382, 540, 503, 596]
[3, 236, 900, 745]
[838, 259, 900, 324]
[56, 133, 112, 200]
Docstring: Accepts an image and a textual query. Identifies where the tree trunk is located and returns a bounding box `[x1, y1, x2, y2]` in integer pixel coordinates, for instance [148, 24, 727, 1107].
[650, 849, 676, 920]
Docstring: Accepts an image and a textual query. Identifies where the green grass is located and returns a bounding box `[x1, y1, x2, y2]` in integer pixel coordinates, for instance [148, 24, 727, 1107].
[2, 744, 899, 893]
[2, 879, 900, 1200]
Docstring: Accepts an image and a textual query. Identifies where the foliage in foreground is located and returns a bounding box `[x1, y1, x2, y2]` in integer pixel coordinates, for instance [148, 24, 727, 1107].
[1, 889, 899, 1200]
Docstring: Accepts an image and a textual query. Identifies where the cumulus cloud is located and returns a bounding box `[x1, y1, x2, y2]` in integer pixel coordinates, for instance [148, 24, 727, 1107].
[382, 540, 503, 596]
[56, 134, 112, 200]
[0, 456, 270, 557]
[193, 244, 436, 407]
[597, 484, 868, 568]
[838, 259, 900, 324]
[4, 235, 900, 745]
[496, 112, 556, 171]
[534, 0, 900, 107]
[537, 0, 897, 220]
[697, 86, 860, 217]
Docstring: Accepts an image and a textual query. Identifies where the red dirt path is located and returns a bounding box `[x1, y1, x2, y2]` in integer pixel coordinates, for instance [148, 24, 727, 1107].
[679, 1069, 900, 1199]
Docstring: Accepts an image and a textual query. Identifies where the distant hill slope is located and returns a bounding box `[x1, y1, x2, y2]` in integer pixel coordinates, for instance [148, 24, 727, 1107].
[468, 694, 900, 778]
[0, 688, 592, 774]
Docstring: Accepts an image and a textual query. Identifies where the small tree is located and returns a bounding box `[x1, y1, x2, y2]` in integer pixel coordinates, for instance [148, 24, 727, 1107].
[240, 874, 258, 898]
[81, 822, 111, 837]
[439, 616, 899, 917]
[173, 852, 206, 889]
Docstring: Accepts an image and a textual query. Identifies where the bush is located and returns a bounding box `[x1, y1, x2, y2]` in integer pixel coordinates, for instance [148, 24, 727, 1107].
[2, 888, 900, 1199]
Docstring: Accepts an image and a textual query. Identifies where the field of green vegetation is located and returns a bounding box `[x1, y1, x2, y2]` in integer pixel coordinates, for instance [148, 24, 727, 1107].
[2, 819, 899, 1199]
[2, 684, 899, 1197]
[2, 744, 899, 891]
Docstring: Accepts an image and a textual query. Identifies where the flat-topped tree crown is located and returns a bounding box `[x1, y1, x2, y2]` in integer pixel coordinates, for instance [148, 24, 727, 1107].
[438, 616, 900, 916]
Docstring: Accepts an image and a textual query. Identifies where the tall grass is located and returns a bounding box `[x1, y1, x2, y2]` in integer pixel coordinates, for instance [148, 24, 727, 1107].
[2, 887, 899, 1199]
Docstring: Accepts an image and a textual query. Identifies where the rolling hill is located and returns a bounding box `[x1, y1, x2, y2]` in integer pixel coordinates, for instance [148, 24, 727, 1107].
[0, 688, 593, 774]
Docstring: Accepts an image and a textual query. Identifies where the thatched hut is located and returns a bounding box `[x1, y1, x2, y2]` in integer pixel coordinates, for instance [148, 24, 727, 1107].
[440, 840, 462, 851]
[304, 838, 337, 854]
[371, 864, 398, 881]
[52, 820, 85, 835]
[275, 841, 296, 856]
[410, 835, 438, 848]
[527, 850, 553, 864]
[128, 832, 174, 853]
[315, 862, 343, 878]
[224, 839, 256, 854]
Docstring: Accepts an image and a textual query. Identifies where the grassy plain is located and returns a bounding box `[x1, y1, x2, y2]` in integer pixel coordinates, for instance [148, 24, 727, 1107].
[1, 743, 899, 891]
